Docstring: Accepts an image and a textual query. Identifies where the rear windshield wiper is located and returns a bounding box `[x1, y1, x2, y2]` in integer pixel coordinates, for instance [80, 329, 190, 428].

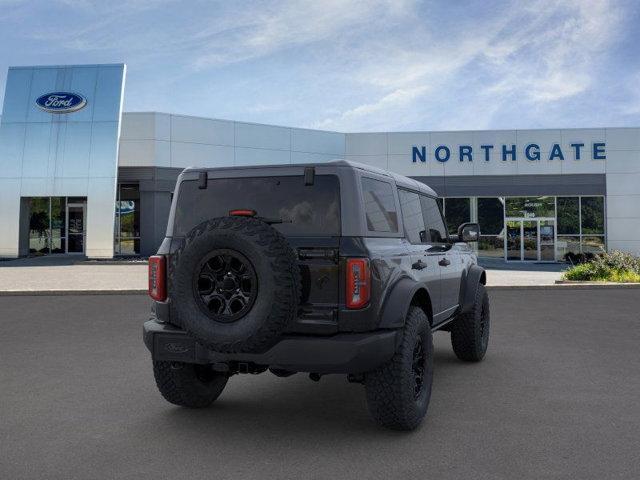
[258, 217, 292, 225]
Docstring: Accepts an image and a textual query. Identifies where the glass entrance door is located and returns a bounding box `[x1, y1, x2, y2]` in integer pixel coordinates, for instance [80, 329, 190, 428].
[523, 221, 538, 261]
[66, 203, 86, 254]
[540, 220, 555, 261]
[506, 221, 522, 260]
[504, 219, 556, 261]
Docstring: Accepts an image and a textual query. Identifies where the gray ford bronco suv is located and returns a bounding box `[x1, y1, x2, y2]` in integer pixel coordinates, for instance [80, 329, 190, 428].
[144, 160, 490, 430]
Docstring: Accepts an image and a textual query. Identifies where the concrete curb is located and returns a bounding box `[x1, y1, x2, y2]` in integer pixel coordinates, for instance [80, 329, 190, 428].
[488, 283, 640, 290]
[555, 280, 640, 286]
[0, 289, 147, 296]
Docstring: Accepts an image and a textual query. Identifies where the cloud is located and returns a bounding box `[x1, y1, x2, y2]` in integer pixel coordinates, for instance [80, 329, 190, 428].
[313, 85, 429, 130]
[314, 0, 625, 131]
[190, 0, 413, 69]
[482, 0, 621, 103]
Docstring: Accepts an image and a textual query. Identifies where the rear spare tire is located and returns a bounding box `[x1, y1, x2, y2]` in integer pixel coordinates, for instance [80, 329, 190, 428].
[170, 217, 301, 353]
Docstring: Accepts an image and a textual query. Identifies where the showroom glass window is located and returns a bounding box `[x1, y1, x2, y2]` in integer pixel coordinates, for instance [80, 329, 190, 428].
[27, 196, 86, 255]
[114, 184, 141, 255]
[555, 196, 606, 257]
[50, 198, 65, 253]
[28, 198, 51, 254]
[557, 197, 580, 258]
[477, 197, 504, 258]
[505, 196, 555, 218]
[398, 190, 426, 244]
[443, 198, 471, 235]
[581, 197, 605, 254]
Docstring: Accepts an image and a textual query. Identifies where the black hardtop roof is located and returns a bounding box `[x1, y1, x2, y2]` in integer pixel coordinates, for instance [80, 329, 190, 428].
[182, 159, 437, 197]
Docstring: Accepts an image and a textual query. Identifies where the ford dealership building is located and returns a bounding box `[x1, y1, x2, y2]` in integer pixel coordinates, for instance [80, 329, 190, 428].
[1, 63, 639, 261]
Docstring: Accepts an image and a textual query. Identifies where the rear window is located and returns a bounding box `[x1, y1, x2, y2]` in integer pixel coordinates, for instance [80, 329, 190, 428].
[173, 175, 341, 237]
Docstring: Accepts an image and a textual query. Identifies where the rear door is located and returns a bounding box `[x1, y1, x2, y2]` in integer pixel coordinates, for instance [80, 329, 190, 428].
[398, 189, 441, 317]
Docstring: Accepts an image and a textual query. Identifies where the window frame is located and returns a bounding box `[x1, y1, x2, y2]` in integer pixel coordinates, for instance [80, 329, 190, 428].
[397, 187, 450, 245]
[420, 192, 450, 246]
[397, 188, 428, 245]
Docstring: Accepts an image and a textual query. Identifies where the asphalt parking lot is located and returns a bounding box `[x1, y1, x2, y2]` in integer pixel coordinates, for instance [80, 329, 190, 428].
[1, 289, 639, 480]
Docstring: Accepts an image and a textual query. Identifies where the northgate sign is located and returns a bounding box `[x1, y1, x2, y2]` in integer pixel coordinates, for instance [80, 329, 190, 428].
[412, 142, 606, 163]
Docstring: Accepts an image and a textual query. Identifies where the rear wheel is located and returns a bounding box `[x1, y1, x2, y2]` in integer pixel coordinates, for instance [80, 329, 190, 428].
[364, 307, 433, 431]
[153, 361, 228, 408]
[450, 283, 490, 362]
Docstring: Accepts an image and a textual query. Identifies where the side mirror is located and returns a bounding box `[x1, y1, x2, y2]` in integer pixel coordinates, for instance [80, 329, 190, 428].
[458, 222, 480, 242]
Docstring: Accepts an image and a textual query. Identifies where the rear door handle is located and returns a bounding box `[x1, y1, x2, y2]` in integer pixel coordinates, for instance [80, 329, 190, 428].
[438, 258, 451, 267]
[412, 260, 427, 270]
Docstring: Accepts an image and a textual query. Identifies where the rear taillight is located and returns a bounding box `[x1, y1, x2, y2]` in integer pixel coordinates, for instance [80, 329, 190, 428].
[346, 258, 370, 309]
[148, 255, 167, 301]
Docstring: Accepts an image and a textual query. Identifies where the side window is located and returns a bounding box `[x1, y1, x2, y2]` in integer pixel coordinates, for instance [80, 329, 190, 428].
[399, 189, 426, 244]
[361, 177, 398, 233]
[420, 195, 448, 243]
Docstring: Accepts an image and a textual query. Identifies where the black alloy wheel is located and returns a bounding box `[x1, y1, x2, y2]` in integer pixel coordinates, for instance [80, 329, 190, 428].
[194, 249, 258, 322]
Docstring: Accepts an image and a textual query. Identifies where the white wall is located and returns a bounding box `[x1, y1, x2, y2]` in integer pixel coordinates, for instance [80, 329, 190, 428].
[345, 129, 607, 177]
[604, 128, 640, 254]
[118, 113, 345, 168]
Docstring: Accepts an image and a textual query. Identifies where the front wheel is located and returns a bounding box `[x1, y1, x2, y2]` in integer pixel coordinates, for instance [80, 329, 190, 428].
[364, 307, 434, 431]
[153, 361, 228, 408]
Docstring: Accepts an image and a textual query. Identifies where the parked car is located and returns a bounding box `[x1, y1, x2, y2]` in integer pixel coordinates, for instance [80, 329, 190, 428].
[143, 160, 490, 430]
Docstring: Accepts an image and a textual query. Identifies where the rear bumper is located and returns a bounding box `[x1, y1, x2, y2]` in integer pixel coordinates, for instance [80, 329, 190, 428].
[143, 320, 399, 374]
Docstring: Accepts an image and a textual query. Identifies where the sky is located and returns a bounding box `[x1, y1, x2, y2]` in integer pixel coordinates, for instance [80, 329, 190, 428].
[0, 0, 639, 132]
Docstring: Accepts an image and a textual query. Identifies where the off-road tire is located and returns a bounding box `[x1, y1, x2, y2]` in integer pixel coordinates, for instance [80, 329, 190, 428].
[451, 283, 490, 362]
[170, 217, 301, 353]
[153, 361, 228, 408]
[364, 307, 433, 431]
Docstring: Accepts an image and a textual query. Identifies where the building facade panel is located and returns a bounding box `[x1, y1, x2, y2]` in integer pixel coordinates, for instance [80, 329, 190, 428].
[605, 128, 640, 151]
[120, 113, 159, 140]
[235, 122, 291, 150]
[0, 122, 25, 177]
[119, 139, 165, 167]
[234, 146, 291, 166]
[170, 141, 235, 168]
[170, 115, 234, 146]
[345, 132, 387, 156]
[0, 179, 21, 256]
[291, 127, 344, 155]
[0, 64, 125, 258]
[387, 132, 429, 156]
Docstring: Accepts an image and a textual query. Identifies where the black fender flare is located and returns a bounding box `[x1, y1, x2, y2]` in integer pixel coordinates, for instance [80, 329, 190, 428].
[379, 277, 432, 329]
[459, 264, 486, 314]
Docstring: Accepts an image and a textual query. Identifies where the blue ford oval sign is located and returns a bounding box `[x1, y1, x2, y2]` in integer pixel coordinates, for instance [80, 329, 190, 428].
[35, 92, 87, 114]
